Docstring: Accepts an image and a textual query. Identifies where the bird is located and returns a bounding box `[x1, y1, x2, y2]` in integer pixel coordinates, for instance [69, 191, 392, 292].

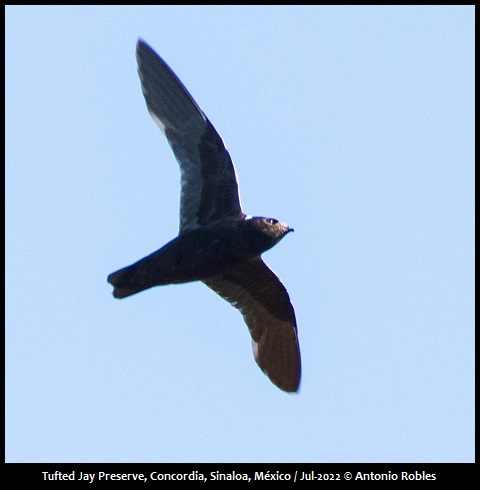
[108, 39, 301, 393]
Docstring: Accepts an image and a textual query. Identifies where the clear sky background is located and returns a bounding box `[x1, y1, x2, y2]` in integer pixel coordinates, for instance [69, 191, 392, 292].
[6, 6, 474, 463]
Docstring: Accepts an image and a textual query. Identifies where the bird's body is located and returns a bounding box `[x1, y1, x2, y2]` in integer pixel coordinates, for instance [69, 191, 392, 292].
[108, 40, 301, 393]
[108, 216, 292, 297]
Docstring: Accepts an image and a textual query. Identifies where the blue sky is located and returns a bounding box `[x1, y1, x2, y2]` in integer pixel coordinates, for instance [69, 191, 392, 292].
[5, 6, 474, 463]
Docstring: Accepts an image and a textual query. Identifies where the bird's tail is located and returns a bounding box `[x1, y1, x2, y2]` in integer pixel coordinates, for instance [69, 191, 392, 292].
[107, 263, 153, 299]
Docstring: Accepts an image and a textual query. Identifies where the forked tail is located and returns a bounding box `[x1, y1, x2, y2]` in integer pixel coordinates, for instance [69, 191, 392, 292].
[107, 264, 152, 299]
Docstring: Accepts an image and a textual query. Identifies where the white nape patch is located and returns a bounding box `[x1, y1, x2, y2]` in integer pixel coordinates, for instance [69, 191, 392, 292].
[149, 111, 166, 135]
[245, 215, 253, 220]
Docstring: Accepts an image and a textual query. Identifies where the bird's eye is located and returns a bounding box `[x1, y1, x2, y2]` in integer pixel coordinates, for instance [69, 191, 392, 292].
[266, 218, 278, 225]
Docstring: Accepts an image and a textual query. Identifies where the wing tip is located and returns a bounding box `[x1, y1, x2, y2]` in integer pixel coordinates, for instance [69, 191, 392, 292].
[252, 337, 302, 393]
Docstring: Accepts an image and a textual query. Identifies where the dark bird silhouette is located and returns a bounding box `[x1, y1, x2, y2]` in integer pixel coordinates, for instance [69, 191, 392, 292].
[108, 40, 301, 393]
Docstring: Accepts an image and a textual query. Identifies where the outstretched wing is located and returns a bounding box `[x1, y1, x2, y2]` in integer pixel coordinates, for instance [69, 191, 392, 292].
[203, 258, 301, 393]
[136, 40, 244, 232]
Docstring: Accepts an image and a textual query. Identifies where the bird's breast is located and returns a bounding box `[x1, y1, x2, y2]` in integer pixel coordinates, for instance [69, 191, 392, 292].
[154, 226, 258, 283]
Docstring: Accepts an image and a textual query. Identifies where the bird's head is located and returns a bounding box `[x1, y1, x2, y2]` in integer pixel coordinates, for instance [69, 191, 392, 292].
[243, 216, 294, 254]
